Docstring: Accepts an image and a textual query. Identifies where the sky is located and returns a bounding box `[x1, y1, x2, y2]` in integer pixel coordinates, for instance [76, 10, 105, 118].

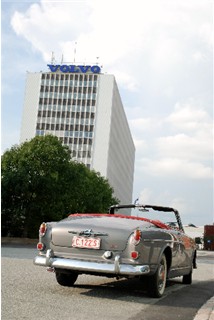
[1, 0, 213, 226]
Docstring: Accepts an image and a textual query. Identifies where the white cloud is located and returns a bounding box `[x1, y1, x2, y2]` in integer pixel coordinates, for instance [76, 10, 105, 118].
[10, 0, 213, 92]
[131, 99, 213, 178]
[138, 188, 188, 216]
[157, 133, 212, 162]
[11, 1, 92, 62]
[199, 22, 213, 47]
[166, 102, 212, 133]
[139, 157, 212, 179]
[109, 70, 138, 92]
[139, 188, 153, 203]
[160, 102, 213, 163]
[130, 117, 163, 133]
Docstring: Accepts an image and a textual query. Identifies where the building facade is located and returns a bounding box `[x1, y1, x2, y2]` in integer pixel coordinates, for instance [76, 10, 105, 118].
[20, 65, 135, 205]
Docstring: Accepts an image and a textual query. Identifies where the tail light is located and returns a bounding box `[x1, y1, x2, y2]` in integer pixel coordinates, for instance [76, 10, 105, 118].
[132, 229, 141, 245]
[131, 251, 139, 259]
[130, 229, 142, 259]
[37, 242, 45, 251]
[39, 222, 47, 237]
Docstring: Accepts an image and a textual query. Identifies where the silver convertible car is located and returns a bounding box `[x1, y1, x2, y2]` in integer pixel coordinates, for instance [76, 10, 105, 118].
[34, 204, 197, 298]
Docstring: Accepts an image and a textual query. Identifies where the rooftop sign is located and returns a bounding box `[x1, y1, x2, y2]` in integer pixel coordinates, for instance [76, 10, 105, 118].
[47, 64, 101, 74]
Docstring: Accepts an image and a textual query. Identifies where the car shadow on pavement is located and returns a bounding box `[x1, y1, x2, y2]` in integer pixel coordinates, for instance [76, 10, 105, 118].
[76, 277, 183, 302]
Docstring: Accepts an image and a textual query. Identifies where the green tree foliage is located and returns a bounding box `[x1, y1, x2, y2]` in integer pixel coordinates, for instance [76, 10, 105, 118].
[1, 135, 119, 238]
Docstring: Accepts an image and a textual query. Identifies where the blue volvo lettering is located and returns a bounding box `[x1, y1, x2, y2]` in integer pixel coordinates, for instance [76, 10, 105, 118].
[47, 64, 101, 74]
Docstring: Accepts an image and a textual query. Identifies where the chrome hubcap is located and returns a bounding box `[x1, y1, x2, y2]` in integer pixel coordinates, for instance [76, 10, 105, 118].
[158, 260, 166, 292]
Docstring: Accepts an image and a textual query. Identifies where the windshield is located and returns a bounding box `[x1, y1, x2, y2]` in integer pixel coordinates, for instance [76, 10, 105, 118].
[113, 206, 179, 228]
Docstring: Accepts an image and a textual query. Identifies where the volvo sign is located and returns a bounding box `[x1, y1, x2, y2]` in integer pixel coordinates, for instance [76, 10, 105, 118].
[47, 64, 101, 74]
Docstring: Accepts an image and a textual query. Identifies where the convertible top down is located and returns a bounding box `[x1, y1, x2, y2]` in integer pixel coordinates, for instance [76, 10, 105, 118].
[34, 204, 197, 298]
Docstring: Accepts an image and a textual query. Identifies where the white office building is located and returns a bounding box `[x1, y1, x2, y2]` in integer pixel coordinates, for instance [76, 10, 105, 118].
[20, 65, 135, 205]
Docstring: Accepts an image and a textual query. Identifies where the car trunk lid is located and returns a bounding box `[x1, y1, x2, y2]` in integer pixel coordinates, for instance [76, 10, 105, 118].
[51, 214, 151, 251]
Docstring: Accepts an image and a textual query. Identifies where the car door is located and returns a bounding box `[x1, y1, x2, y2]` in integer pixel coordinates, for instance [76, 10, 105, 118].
[173, 230, 193, 268]
[170, 230, 184, 269]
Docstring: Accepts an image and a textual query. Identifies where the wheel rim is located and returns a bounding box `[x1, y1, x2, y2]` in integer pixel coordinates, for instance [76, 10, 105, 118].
[158, 258, 166, 294]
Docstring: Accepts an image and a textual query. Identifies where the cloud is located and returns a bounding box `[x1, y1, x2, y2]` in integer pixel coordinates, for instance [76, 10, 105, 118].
[139, 157, 212, 179]
[139, 188, 153, 203]
[199, 22, 213, 47]
[157, 133, 212, 162]
[160, 102, 213, 162]
[131, 99, 213, 180]
[10, 0, 213, 92]
[130, 117, 163, 133]
[138, 188, 188, 216]
[11, 1, 92, 61]
[166, 102, 212, 133]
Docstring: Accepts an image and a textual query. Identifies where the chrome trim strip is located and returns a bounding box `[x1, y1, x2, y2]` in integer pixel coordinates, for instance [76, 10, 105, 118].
[68, 229, 109, 237]
[143, 239, 174, 242]
[170, 266, 190, 271]
[34, 254, 150, 276]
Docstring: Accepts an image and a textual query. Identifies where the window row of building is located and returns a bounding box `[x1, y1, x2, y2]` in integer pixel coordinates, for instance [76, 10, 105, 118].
[38, 104, 96, 113]
[36, 130, 93, 147]
[39, 97, 96, 106]
[62, 137, 93, 146]
[36, 122, 94, 132]
[41, 73, 98, 81]
[37, 110, 95, 119]
[36, 125, 94, 138]
[69, 150, 92, 158]
[40, 85, 97, 94]
[41, 80, 97, 88]
[37, 120, 95, 128]
[40, 93, 97, 100]
[41, 80, 98, 88]
[37, 117, 95, 126]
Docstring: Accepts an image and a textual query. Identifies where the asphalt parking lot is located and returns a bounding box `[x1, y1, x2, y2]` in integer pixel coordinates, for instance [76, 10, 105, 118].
[1, 245, 214, 320]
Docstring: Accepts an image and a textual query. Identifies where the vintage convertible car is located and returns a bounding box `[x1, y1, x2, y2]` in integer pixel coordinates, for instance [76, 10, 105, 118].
[34, 204, 197, 298]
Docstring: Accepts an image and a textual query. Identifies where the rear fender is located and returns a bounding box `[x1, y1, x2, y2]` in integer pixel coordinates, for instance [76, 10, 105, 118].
[38, 222, 54, 253]
[153, 245, 172, 275]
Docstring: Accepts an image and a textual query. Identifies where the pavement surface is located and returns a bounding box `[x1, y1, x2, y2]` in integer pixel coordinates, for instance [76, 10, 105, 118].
[193, 296, 214, 320]
[2, 237, 214, 319]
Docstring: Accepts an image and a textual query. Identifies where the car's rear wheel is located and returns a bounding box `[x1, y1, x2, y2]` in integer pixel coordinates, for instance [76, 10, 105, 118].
[55, 270, 78, 287]
[182, 268, 192, 284]
[147, 254, 167, 298]
[183, 253, 194, 285]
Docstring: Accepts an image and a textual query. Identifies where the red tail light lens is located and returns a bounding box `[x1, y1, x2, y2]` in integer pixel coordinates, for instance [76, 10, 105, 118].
[39, 222, 47, 237]
[37, 242, 45, 251]
[131, 251, 139, 259]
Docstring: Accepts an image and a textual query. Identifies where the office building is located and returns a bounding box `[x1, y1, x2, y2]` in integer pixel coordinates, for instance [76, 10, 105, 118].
[20, 65, 135, 205]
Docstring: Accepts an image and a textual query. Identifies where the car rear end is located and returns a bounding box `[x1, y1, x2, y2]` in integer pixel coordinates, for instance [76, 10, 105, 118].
[34, 214, 158, 278]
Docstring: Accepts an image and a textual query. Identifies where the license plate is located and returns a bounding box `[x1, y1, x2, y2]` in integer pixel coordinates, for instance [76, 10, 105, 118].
[72, 236, 101, 249]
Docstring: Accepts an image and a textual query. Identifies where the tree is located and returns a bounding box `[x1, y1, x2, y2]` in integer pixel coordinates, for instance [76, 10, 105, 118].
[1, 135, 118, 238]
[67, 164, 118, 213]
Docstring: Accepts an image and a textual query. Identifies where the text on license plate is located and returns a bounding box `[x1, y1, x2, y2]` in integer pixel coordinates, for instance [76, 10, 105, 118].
[72, 236, 101, 249]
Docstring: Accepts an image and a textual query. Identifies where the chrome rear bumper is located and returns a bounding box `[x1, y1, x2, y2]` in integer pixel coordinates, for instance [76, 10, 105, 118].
[34, 249, 150, 276]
